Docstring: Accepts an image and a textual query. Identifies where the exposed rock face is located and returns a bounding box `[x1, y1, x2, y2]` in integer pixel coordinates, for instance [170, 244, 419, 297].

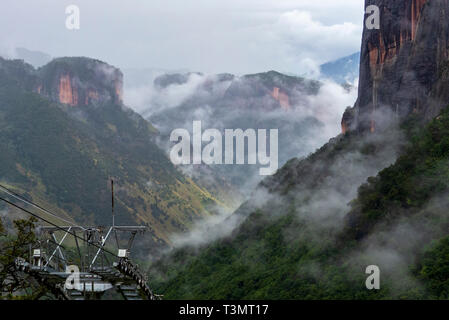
[341, 106, 357, 134]
[37, 57, 123, 107]
[154, 72, 203, 89]
[271, 87, 290, 110]
[223, 70, 319, 111]
[58, 74, 77, 105]
[347, 0, 449, 133]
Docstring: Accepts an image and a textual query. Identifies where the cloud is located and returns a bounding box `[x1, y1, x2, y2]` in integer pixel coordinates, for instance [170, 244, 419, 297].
[343, 192, 449, 296]
[133, 74, 359, 251]
[168, 185, 275, 249]
[0, 0, 364, 75]
[169, 205, 239, 248]
[270, 10, 363, 75]
[304, 80, 358, 138]
[124, 73, 215, 117]
[123, 68, 359, 207]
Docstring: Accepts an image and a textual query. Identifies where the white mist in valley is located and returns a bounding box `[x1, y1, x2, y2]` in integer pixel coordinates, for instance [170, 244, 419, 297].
[123, 65, 359, 250]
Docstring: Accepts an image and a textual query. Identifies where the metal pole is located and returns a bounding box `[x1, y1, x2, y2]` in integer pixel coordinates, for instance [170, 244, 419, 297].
[111, 179, 115, 228]
[45, 228, 71, 268]
[74, 230, 83, 271]
[89, 227, 113, 268]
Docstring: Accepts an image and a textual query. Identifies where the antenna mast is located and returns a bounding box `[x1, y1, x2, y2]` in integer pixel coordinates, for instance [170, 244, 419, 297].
[111, 179, 115, 227]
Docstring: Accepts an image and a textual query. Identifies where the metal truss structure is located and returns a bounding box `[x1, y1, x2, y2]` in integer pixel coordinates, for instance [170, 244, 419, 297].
[14, 225, 160, 300]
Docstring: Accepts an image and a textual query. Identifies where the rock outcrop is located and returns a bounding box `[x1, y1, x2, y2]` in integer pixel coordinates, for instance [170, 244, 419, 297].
[36, 57, 123, 107]
[341, 106, 357, 134]
[271, 86, 290, 110]
[223, 70, 319, 111]
[347, 0, 449, 133]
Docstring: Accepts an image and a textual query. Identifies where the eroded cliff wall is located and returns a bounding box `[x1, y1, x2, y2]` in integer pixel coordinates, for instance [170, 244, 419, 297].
[36, 57, 123, 107]
[343, 0, 449, 133]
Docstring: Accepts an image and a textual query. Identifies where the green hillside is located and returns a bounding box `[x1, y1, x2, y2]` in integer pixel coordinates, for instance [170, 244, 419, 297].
[0, 57, 227, 247]
[150, 107, 449, 299]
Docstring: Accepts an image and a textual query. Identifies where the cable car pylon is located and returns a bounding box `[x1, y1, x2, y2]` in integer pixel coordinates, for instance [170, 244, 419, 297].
[1, 180, 161, 300]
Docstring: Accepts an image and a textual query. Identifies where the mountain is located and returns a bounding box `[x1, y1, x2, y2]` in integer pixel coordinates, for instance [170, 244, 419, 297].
[343, 0, 449, 133]
[0, 47, 53, 68]
[150, 0, 449, 299]
[14, 48, 52, 68]
[153, 72, 206, 89]
[319, 52, 360, 84]
[222, 71, 320, 110]
[129, 70, 353, 201]
[0, 56, 228, 249]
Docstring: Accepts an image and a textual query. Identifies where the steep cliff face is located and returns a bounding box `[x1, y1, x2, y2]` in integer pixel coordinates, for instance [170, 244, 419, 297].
[341, 106, 356, 134]
[37, 57, 123, 107]
[0, 56, 228, 247]
[346, 0, 449, 133]
[271, 86, 290, 110]
[151, 0, 449, 300]
[223, 70, 319, 111]
[58, 74, 77, 105]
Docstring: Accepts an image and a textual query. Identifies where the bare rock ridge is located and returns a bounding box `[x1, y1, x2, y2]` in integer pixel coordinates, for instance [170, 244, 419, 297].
[34, 57, 123, 107]
[270, 86, 290, 110]
[151, 70, 310, 112]
[343, 0, 449, 133]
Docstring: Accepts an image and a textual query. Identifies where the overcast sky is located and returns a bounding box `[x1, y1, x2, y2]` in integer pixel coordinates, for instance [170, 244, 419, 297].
[0, 0, 364, 75]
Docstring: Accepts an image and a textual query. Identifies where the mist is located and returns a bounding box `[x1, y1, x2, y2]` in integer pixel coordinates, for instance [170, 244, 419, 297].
[0, 0, 363, 75]
[122, 66, 360, 250]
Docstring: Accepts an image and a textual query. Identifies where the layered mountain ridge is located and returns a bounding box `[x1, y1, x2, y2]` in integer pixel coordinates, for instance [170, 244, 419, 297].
[137, 69, 347, 199]
[151, 0, 449, 299]
[343, 0, 449, 133]
[319, 52, 360, 84]
[0, 56, 229, 249]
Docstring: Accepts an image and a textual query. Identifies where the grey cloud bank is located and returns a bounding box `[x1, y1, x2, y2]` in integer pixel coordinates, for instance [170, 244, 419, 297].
[0, 0, 363, 75]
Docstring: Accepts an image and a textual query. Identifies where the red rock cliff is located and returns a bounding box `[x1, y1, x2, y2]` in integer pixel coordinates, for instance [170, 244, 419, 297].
[38, 57, 124, 107]
[368, 0, 427, 69]
[347, 0, 449, 134]
[271, 87, 290, 110]
[58, 74, 77, 106]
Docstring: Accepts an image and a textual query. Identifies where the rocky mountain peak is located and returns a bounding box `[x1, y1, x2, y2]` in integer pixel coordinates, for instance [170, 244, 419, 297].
[343, 0, 449, 133]
[36, 57, 123, 107]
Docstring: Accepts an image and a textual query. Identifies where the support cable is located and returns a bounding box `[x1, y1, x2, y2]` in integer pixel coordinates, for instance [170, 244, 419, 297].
[0, 195, 118, 259]
[0, 183, 83, 230]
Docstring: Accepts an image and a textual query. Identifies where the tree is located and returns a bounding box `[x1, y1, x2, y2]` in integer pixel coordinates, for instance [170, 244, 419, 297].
[0, 216, 42, 299]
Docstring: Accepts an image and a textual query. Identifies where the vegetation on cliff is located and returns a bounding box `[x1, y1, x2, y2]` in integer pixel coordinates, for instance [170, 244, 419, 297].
[0, 57, 225, 248]
[150, 107, 449, 299]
